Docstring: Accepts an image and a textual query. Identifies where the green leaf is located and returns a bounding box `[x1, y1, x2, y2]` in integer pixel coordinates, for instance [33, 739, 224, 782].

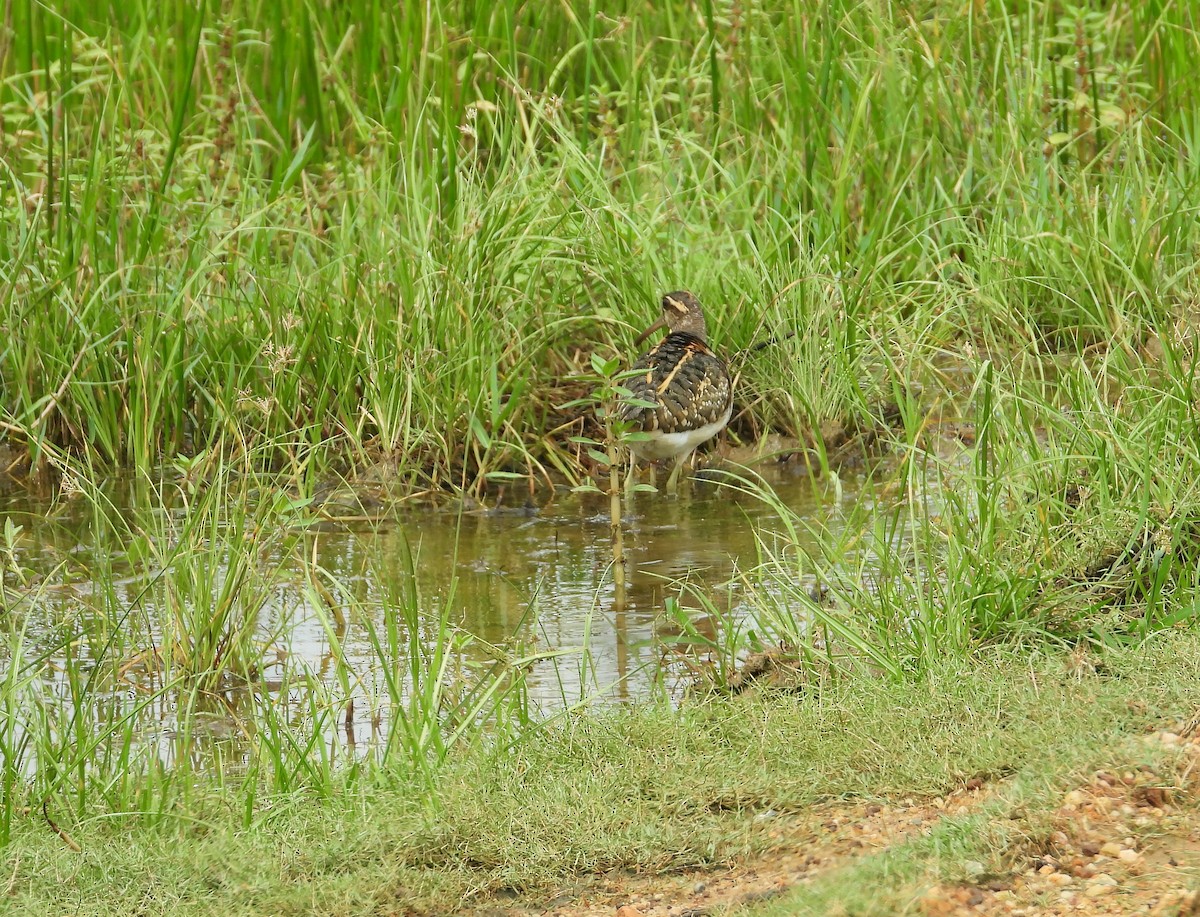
[485, 471, 525, 481]
[278, 494, 315, 514]
[3, 518, 22, 547]
[587, 448, 611, 466]
[571, 484, 603, 494]
[468, 415, 492, 448]
[621, 396, 658, 409]
[279, 122, 319, 196]
[556, 396, 596, 410]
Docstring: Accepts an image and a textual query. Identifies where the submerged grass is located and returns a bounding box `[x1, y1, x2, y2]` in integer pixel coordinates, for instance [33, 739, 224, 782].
[0, 447, 545, 846]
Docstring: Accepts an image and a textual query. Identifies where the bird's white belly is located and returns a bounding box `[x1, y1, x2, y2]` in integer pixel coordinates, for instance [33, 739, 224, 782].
[627, 405, 733, 462]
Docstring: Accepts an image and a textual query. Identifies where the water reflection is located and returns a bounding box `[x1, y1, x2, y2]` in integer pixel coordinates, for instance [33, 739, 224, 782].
[0, 465, 855, 761]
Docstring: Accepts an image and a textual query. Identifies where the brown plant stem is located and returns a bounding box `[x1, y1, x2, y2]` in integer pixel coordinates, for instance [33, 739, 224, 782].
[606, 424, 627, 610]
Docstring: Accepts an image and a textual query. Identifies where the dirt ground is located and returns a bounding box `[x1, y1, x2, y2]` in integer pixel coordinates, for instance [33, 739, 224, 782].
[473, 728, 1200, 917]
[915, 732, 1200, 917]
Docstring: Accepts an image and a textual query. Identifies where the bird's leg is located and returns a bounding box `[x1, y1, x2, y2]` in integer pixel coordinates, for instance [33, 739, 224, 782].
[665, 451, 694, 496]
[665, 465, 680, 496]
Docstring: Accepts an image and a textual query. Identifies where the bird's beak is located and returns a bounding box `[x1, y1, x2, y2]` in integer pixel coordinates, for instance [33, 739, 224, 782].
[634, 316, 667, 346]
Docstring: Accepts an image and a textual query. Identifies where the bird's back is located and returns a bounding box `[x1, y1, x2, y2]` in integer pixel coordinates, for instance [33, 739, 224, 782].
[620, 332, 732, 434]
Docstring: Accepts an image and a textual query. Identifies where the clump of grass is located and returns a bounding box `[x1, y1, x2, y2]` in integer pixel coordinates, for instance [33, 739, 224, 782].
[0, 1, 1195, 487]
[0, 447, 546, 843]
[681, 333, 1200, 689]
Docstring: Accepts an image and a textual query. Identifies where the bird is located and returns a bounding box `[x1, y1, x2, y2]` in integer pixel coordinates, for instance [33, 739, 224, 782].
[619, 290, 733, 494]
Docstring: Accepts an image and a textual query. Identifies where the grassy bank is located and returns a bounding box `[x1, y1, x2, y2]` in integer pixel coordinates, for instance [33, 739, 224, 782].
[1, 0, 1197, 488]
[4, 635, 1200, 915]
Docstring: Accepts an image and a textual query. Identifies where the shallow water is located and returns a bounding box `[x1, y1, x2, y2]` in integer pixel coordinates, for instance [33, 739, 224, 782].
[0, 464, 861, 759]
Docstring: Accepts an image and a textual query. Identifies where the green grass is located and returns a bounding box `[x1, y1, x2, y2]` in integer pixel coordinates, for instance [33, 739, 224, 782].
[4, 1, 1200, 912]
[4, 634, 1200, 915]
[0, 448, 543, 842]
[1, 0, 1197, 488]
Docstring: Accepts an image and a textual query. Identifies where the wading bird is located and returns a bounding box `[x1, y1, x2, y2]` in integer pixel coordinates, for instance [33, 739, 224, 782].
[620, 291, 733, 494]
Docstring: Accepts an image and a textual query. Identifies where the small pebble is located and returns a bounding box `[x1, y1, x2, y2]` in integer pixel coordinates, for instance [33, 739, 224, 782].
[693, 882, 707, 894]
[1046, 873, 1073, 887]
[1084, 883, 1115, 898]
[1118, 848, 1139, 863]
[1100, 842, 1123, 857]
[1089, 873, 1113, 897]
[1081, 840, 1101, 856]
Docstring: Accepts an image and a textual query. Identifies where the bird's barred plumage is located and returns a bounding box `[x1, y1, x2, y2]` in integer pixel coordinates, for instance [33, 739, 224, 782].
[620, 292, 733, 464]
[621, 333, 731, 435]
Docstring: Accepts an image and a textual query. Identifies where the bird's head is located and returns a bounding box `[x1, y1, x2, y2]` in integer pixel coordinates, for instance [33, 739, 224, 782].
[635, 290, 708, 345]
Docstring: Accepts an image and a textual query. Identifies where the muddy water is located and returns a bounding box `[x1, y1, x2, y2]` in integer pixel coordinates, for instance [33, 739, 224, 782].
[0, 465, 860, 753]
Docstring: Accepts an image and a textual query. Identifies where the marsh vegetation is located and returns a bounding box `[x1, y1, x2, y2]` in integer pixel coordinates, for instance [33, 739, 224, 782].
[2, 0, 1200, 912]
